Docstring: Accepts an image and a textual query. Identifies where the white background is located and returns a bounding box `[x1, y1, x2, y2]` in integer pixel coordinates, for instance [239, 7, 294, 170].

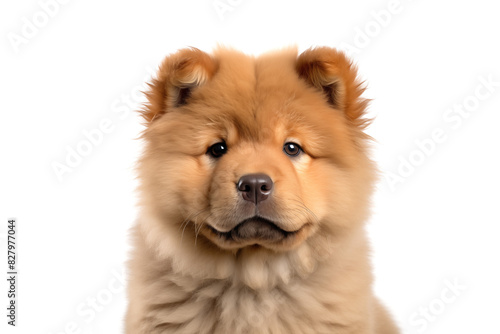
[1, 0, 499, 333]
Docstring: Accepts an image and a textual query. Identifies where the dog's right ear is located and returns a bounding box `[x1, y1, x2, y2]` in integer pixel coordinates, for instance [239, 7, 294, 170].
[141, 48, 217, 123]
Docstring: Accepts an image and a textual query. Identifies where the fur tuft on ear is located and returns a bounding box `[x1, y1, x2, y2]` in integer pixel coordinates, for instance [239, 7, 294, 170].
[296, 47, 370, 129]
[140, 47, 217, 123]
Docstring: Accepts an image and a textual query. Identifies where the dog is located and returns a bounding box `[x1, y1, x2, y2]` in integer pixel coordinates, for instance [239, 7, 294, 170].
[125, 46, 399, 334]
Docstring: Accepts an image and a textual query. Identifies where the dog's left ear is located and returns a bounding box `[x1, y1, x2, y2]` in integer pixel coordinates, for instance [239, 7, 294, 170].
[296, 47, 369, 129]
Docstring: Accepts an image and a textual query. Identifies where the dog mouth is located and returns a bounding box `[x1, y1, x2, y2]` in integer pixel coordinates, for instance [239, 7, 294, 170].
[208, 216, 301, 243]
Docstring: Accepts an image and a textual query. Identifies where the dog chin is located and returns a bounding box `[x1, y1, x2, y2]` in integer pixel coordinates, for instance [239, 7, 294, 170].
[201, 216, 312, 251]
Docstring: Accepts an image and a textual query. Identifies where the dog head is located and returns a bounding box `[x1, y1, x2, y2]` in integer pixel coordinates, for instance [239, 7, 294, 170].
[138, 47, 374, 254]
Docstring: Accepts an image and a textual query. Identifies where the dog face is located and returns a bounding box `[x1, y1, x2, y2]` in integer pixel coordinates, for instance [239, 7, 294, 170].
[138, 47, 374, 253]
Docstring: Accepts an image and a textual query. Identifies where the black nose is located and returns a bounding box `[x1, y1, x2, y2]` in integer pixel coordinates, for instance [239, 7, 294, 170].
[237, 173, 273, 204]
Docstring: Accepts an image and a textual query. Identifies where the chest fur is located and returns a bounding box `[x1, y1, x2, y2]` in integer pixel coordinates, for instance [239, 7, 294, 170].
[144, 276, 339, 334]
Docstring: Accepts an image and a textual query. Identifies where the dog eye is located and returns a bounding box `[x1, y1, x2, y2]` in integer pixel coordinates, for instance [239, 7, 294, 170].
[283, 142, 302, 157]
[207, 142, 227, 158]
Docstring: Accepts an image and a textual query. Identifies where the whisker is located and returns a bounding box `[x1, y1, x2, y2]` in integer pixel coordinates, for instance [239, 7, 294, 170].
[180, 208, 210, 245]
[194, 211, 213, 247]
[273, 194, 320, 225]
[289, 195, 320, 224]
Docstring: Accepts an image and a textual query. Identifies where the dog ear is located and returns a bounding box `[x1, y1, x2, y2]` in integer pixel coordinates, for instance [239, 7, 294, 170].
[140, 47, 217, 123]
[296, 47, 370, 129]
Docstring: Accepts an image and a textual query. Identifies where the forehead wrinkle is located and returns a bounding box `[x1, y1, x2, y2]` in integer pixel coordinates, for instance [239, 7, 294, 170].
[196, 104, 258, 143]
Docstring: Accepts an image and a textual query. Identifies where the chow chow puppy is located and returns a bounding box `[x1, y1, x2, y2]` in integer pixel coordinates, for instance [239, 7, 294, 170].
[126, 46, 399, 334]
